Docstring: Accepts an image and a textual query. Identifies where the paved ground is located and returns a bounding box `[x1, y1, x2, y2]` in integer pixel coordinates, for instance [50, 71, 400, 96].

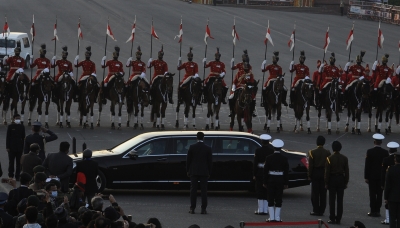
[1, 0, 400, 227]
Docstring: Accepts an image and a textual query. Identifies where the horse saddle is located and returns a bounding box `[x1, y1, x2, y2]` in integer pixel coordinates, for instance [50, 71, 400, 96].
[265, 78, 277, 88]
[378, 79, 387, 89]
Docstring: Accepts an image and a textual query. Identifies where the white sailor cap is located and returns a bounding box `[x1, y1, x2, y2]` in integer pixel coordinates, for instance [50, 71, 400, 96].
[387, 142, 399, 149]
[372, 133, 385, 140]
[259, 134, 271, 141]
[272, 139, 284, 148]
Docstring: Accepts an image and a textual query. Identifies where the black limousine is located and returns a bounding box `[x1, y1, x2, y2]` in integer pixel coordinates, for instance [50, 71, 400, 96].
[70, 131, 309, 192]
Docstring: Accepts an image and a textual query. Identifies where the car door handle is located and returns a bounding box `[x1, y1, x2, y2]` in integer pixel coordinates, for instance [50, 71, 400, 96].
[157, 158, 167, 162]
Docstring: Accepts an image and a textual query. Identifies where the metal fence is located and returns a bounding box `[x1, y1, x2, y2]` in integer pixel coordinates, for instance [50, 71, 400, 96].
[347, 1, 400, 24]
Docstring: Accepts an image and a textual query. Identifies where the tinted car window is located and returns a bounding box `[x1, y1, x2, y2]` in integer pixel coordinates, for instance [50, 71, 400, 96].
[171, 137, 213, 155]
[220, 138, 259, 154]
[22, 37, 30, 48]
[135, 139, 168, 155]
[0, 39, 16, 48]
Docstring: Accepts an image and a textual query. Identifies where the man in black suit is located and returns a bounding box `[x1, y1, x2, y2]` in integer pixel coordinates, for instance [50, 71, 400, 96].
[23, 122, 58, 161]
[43, 142, 73, 193]
[186, 132, 212, 215]
[76, 149, 99, 206]
[381, 142, 399, 225]
[5, 173, 34, 217]
[20, 144, 43, 177]
[0, 192, 13, 228]
[384, 152, 400, 228]
[365, 133, 389, 217]
[6, 114, 25, 181]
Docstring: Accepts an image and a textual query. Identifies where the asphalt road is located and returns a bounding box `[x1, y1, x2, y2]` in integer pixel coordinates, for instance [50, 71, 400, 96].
[1, 0, 400, 227]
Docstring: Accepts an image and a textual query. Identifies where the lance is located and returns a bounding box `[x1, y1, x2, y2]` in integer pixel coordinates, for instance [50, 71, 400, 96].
[4, 16, 8, 78]
[102, 17, 109, 84]
[347, 22, 354, 62]
[289, 23, 296, 92]
[150, 18, 153, 78]
[30, 15, 34, 82]
[260, 20, 270, 106]
[76, 17, 80, 82]
[231, 17, 236, 86]
[318, 26, 329, 93]
[178, 17, 182, 85]
[54, 16, 57, 80]
[128, 15, 136, 78]
[375, 20, 381, 61]
[203, 18, 209, 81]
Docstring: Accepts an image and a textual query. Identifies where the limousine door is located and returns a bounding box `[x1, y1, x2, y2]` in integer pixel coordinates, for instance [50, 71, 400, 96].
[113, 137, 171, 185]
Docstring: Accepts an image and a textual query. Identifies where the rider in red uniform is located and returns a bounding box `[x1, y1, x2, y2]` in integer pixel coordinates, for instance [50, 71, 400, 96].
[126, 46, 146, 84]
[318, 53, 344, 107]
[30, 44, 51, 83]
[99, 46, 124, 103]
[52, 46, 73, 82]
[262, 51, 288, 106]
[177, 47, 199, 104]
[371, 54, 393, 106]
[3, 47, 25, 82]
[75, 46, 97, 83]
[289, 51, 310, 108]
[343, 51, 366, 103]
[203, 48, 228, 104]
[147, 46, 171, 104]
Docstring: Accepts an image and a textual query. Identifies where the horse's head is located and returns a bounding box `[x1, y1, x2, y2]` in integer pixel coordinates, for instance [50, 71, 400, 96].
[84, 76, 96, 94]
[274, 74, 285, 93]
[301, 78, 314, 100]
[191, 77, 203, 99]
[0, 71, 6, 93]
[211, 77, 223, 97]
[60, 71, 73, 90]
[358, 78, 371, 99]
[138, 79, 150, 107]
[40, 71, 55, 92]
[383, 79, 394, 99]
[329, 77, 340, 97]
[113, 75, 125, 94]
[241, 82, 256, 105]
[162, 72, 175, 93]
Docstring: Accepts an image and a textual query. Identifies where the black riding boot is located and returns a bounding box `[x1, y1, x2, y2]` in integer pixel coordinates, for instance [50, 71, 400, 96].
[52, 84, 59, 103]
[100, 84, 107, 105]
[289, 90, 295, 109]
[372, 90, 377, 107]
[222, 87, 228, 104]
[178, 88, 183, 104]
[202, 88, 208, 104]
[251, 100, 257, 117]
[229, 98, 234, 117]
[168, 91, 174, 104]
[282, 89, 289, 106]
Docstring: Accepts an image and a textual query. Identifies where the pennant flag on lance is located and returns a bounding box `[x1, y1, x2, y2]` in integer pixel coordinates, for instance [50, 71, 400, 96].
[346, 25, 354, 50]
[3, 18, 10, 37]
[107, 22, 116, 41]
[30, 15, 35, 41]
[78, 22, 83, 40]
[378, 22, 384, 49]
[204, 23, 214, 45]
[288, 30, 295, 51]
[126, 17, 136, 43]
[174, 19, 183, 43]
[52, 23, 59, 41]
[151, 25, 159, 39]
[232, 20, 239, 46]
[264, 21, 274, 46]
[323, 27, 330, 53]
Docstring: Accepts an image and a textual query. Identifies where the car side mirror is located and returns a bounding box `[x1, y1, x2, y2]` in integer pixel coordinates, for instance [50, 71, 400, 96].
[128, 150, 139, 160]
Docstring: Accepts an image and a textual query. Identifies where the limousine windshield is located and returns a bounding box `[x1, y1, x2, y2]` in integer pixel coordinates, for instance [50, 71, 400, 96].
[109, 135, 148, 154]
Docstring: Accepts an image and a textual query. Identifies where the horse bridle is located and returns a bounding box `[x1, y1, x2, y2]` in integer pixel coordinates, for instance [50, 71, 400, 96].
[328, 78, 340, 112]
[84, 77, 95, 106]
[238, 86, 253, 109]
[273, 77, 284, 104]
[113, 77, 125, 104]
[301, 80, 313, 109]
[62, 73, 73, 101]
[136, 79, 149, 105]
[15, 74, 28, 102]
[159, 76, 172, 104]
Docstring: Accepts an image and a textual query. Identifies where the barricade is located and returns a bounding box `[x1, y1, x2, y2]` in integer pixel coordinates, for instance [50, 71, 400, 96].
[348, 1, 400, 25]
[239, 219, 329, 228]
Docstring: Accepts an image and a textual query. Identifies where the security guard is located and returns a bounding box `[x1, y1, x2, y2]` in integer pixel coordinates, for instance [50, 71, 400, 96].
[23, 122, 58, 161]
[384, 152, 400, 228]
[325, 141, 349, 225]
[253, 134, 273, 215]
[308, 136, 331, 216]
[365, 133, 389, 217]
[263, 139, 289, 222]
[381, 141, 399, 225]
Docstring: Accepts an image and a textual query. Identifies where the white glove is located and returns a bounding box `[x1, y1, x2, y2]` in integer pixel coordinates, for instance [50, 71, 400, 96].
[231, 58, 235, 68]
[219, 72, 225, 78]
[119, 72, 124, 76]
[177, 57, 182, 67]
[289, 61, 294, 70]
[203, 58, 207, 63]
[30, 55, 33, 65]
[396, 66, 400, 75]
[101, 56, 106, 66]
[69, 72, 73, 77]
[344, 62, 351, 71]
[147, 58, 153, 67]
[74, 55, 79, 65]
[231, 84, 236, 91]
[126, 57, 132, 67]
[194, 73, 199, 78]
[318, 63, 325, 73]
[2, 56, 8, 65]
[261, 60, 267, 70]
[164, 72, 168, 76]
[51, 56, 56, 65]
[372, 60, 378, 70]
[140, 72, 146, 78]
[245, 75, 250, 80]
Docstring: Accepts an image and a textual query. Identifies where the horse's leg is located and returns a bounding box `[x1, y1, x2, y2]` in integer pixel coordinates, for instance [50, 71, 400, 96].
[140, 105, 145, 130]
[326, 109, 332, 135]
[161, 102, 167, 130]
[294, 119, 298, 133]
[215, 104, 220, 130]
[36, 100, 43, 122]
[277, 106, 281, 133]
[388, 109, 393, 133]
[175, 102, 180, 128]
[133, 103, 139, 129]
[59, 100, 64, 128]
[184, 104, 189, 129]
[266, 107, 271, 133]
[110, 101, 115, 130]
[336, 110, 340, 134]
[210, 104, 214, 130]
[117, 102, 122, 130]
[237, 111, 243, 132]
[97, 101, 102, 127]
[44, 101, 50, 129]
[20, 100, 26, 124]
[385, 110, 390, 135]
[229, 108, 235, 131]
[306, 106, 311, 134]
[345, 107, 350, 132]
[367, 104, 372, 132]
[65, 100, 71, 128]
[375, 109, 379, 132]
[205, 103, 211, 131]
[316, 107, 321, 132]
[192, 106, 196, 129]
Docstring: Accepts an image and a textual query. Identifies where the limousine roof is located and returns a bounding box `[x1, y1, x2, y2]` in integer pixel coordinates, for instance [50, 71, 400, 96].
[138, 131, 259, 139]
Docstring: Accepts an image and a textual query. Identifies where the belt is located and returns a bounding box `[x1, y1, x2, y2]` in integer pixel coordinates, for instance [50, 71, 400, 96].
[257, 163, 264, 168]
[211, 72, 221, 75]
[10, 67, 19, 70]
[109, 72, 117, 74]
[325, 77, 332, 79]
[269, 171, 283, 175]
[352, 76, 360, 78]
[37, 69, 44, 71]
[132, 71, 141, 74]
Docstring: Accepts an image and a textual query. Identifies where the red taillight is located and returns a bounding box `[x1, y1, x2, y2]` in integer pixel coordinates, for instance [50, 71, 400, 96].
[301, 157, 309, 169]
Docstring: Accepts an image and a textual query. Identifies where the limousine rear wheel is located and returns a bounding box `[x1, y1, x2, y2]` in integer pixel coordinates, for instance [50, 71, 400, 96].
[97, 170, 107, 192]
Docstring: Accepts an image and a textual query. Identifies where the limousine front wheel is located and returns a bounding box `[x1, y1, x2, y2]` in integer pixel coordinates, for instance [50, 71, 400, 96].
[97, 170, 107, 192]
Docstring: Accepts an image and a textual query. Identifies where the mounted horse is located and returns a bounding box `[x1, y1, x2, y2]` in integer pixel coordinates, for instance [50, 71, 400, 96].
[28, 70, 55, 128]
[316, 77, 341, 134]
[205, 77, 224, 130]
[344, 77, 371, 134]
[150, 73, 174, 130]
[78, 74, 99, 129]
[262, 74, 285, 133]
[292, 77, 314, 134]
[374, 78, 394, 134]
[8, 71, 30, 125]
[0, 72, 10, 125]
[175, 76, 203, 129]
[55, 71, 76, 128]
[97, 72, 125, 129]
[230, 81, 259, 133]
[126, 76, 150, 130]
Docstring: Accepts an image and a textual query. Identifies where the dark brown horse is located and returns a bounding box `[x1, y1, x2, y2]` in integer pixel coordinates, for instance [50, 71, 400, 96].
[345, 78, 371, 135]
[262, 74, 285, 133]
[230, 82, 258, 133]
[126, 78, 150, 130]
[0, 72, 10, 125]
[316, 77, 341, 134]
[28, 71, 55, 128]
[9, 72, 30, 125]
[79, 75, 98, 129]
[374, 80, 394, 134]
[55, 72, 75, 128]
[292, 78, 314, 134]
[97, 73, 125, 129]
[175, 76, 203, 129]
[205, 77, 224, 130]
[150, 73, 174, 130]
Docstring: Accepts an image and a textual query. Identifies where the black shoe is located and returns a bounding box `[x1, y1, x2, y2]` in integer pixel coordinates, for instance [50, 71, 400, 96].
[188, 209, 195, 214]
[282, 100, 288, 106]
[336, 220, 341, 225]
[266, 219, 277, 222]
[201, 209, 207, 214]
[289, 103, 293, 109]
[327, 220, 336, 224]
[310, 212, 320, 216]
[254, 211, 267, 215]
[252, 111, 257, 117]
[368, 212, 379, 217]
[381, 220, 390, 225]
[169, 98, 174, 104]
[149, 99, 153, 105]
[229, 112, 232, 117]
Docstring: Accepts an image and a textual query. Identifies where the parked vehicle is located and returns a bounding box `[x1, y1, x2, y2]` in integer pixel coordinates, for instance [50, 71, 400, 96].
[0, 33, 32, 70]
[70, 131, 309, 192]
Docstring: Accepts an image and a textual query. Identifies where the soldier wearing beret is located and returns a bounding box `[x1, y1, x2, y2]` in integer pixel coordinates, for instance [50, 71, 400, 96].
[23, 122, 58, 161]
